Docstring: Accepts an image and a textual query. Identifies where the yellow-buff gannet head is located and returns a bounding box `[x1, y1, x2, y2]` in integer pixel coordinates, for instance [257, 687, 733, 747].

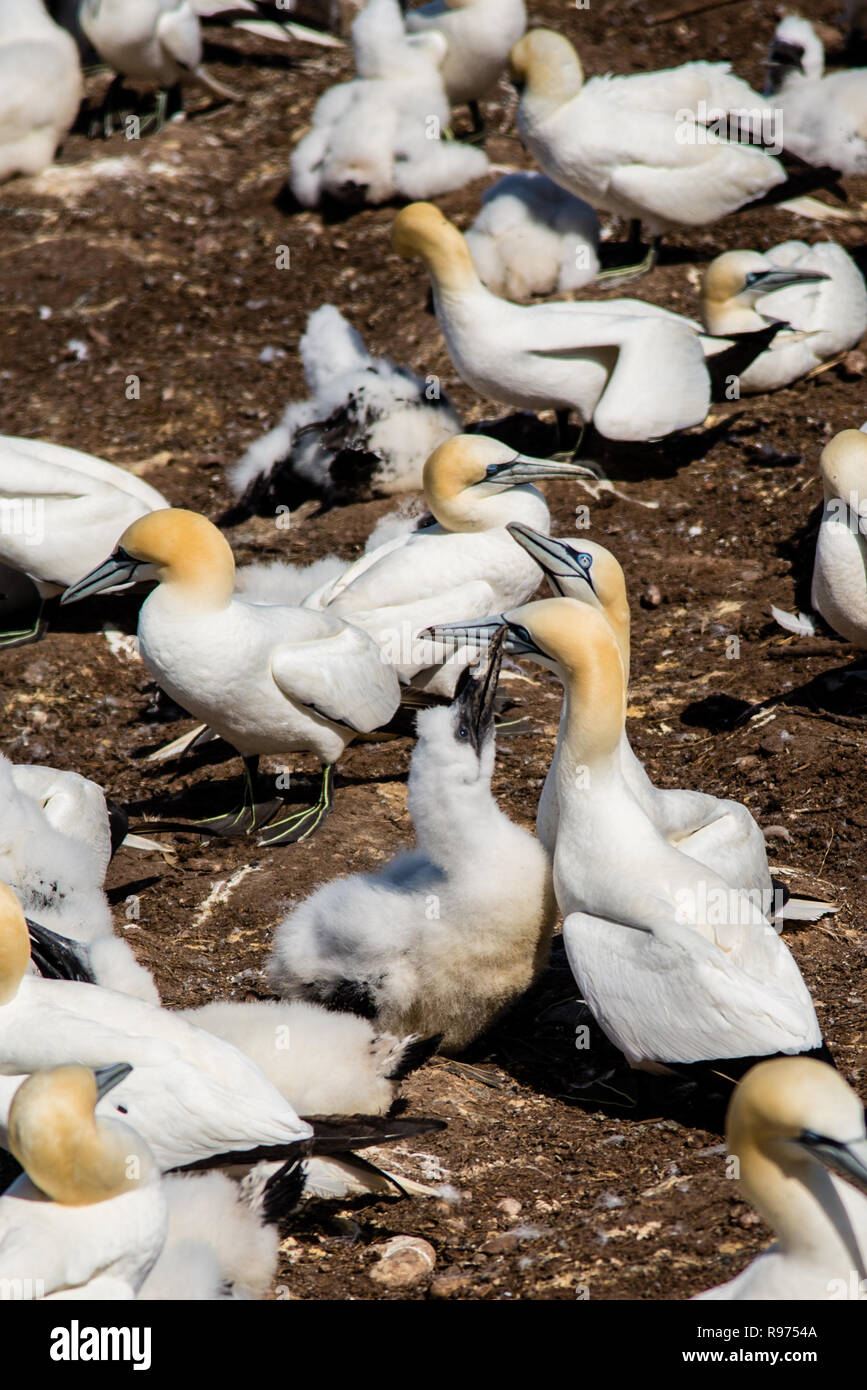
[423, 435, 596, 533]
[819, 428, 867, 513]
[392, 203, 479, 295]
[509, 30, 584, 107]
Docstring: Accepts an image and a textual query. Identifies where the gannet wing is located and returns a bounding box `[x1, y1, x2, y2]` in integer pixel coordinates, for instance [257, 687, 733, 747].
[271, 622, 400, 733]
[317, 530, 421, 607]
[156, 3, 203, 70]
[608, 139, 786, 227]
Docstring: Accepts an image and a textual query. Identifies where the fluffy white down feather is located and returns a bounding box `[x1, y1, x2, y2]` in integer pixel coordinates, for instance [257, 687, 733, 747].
[465, 172, 600, 300]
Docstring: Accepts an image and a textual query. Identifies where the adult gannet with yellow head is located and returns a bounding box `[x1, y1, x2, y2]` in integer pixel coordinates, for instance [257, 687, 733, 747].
[0, 1062, 167, 1299]
[390, 203, 712, 442]
[495, 599, 824, 1071]
[811, 428, 867, 649]
[61, 507, 401, 844]
[305, 433, 594, 696]
[696, 1057, 867, 1299]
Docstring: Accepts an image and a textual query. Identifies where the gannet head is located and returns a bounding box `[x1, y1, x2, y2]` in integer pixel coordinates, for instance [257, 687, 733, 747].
[0, 883, 31, 1006]
[728, 1058, 867, 1210]
[423, 435, 595, 533]
[8, 1062, 155, 1207]
[766, 15, 826, 90]
[392, 202, 479, 295]
[414, 628, 505, 787]
[819, 429, 867, 512]
[702, 250, 830, 318]
[509, 30, 584, 106]
[60, 508, 236, 611]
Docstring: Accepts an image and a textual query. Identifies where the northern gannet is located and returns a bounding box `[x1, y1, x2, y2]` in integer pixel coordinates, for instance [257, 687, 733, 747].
[0, 0, 82, 182]
[61, 508, 402, 844]
[305, 433, 594, 696]
[464, 171, 600, 300]
[766, 15, 867, 175]
[391, 202, 712, 442]
[811, 428, 867, 647]
[290, 0, 488, 208]
[700, 242, 867, 393]
[695, 1057, 867, 1300]
[404, 0, 527, 137]
[0, 1063, 167, 1299]
[268, 632, 557, 1052]
[229, 304, 461, 514]
[497, 599, 824, 1071]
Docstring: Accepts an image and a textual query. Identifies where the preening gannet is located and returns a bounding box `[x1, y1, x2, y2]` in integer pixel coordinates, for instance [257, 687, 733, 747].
[61, 508, 402, 844]
[700, 243, 867, 393]
[497, 599, 823, 1071]
[305, 433, 594, 696]
[464, 171, 600, 300]
[695, 1058, 867, 1299]
[268, 632, 557, 1053]
[0, 0, 82, 182]
[766, 15, 867, 176]
[404, 0, 527, 135]
[0, 1063, 167, 1299]
[391, 202, 712, 442]
[811, 428, 867, 647]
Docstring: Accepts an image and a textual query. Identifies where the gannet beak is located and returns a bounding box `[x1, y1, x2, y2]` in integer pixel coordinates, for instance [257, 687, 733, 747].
[507, 523, 596, 597]
[742, 268, 831, 297]
[60, 547, 149, 605]
[93, 1062, 134, 1101]
[26, 918, 95, 984]
[479, 453, 596, 486]
[419, 617, 505, 651]
[768, 39, 806, 66]
[799, 1130, 867, 1196]
[452, 626, 506, 751]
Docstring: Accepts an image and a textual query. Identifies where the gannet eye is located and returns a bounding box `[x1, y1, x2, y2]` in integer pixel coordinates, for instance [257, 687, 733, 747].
[457, 724, 470, 740]
[578, 553, 593, 570]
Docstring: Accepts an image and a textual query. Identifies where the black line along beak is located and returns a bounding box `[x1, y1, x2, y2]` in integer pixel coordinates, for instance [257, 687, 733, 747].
[743, 267, 831, 296]
[419, 617, 505, 651]
[60, 547, 147, 605]
[452, 626, 506, 753]
[507, 523, 596, 597]
[26, 918, 96, 984]
[799, 1129, 867, 1197]
[480, 454, 596, 486]
[93, 1062, 134, 1101]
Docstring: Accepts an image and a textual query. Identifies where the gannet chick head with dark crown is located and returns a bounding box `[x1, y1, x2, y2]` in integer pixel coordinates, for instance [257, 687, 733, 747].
[423, 435, 594, 534]
[508, 29, 585, 112]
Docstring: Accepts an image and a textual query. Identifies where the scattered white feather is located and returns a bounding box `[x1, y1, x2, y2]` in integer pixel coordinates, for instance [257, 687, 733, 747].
[465, 172, 600, 301]
[770, 604, 818, 637]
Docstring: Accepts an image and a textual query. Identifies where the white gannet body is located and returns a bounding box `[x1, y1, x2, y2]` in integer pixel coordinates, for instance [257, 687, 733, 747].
[391, 202, 712, 442]
[0, 435, 169, 597]
[290, 0, 487, 208]
[0, 0, 82, 182]
[0, 1064, 167, 1299]
[268, 636, 557, 1052]
[510, 30, 788, 239]
[305, 434, 594, 696]
[79, 0, 233, 100]
[811, 428, 867, 647]
[766, 16, 867, 175]
[404, 0, 527, 108]
[464, 171, 600, 300]
[500, 600, 822, 1070]
[696, 1058, 867, 1300]
[229, 304, 461, 508]
[701, 243, 867, 393]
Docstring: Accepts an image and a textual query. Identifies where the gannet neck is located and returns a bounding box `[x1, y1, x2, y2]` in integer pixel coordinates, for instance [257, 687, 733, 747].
[510, 29, 584, 118]
[392, 203, 481, 297]
[121, 509, 236, 611]
[819, 429, 867, 508]
[0, 883, 30, 1005]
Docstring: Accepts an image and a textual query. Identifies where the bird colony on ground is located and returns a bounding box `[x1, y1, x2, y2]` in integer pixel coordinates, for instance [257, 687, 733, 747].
[0, 0, 866, 1304]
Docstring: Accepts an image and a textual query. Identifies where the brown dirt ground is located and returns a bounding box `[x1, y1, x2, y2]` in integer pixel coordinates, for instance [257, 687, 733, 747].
[1, 0, 866, 1302]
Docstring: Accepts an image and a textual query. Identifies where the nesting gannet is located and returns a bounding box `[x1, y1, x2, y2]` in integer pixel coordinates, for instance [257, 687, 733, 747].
[811, 428, 867, 648]
[61, 508, 401, 844]
[464, 171, 600, 300]
[229, 304, 461, 513]
[304, 434, 594, 696]
[404, 0, 527, 136]
[268, 633, 557, 1052]
[496, 600, 823, 1071]
[0, 1064, 167, 1299]
[290, 0, 487, 208]
[696, 1057, 867, 1299]
[0, 0, 82, 182]
[766, 15, 867, 176]
[700, 242, 867, 392]
[80, 0, 237, 134]
[391, 203, 712, 442]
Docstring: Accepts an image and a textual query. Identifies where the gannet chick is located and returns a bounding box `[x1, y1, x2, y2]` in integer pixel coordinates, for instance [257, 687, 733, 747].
[0, 0, 82, 182]
[61, 508, 401, 845]
[700, 243, 867, 393]
[0, 1063, 167, 1298]
[404, 0, 527, 137]
[464, 171, 600, 300]
[290, 0, 488, 208]
[268, 633, 557, 1053]
[391, 203, 712, 442]
[229, 304, 461, 514]
[305, 433, 595, 696]
[0, 434, 169, 645]
[696, 1057, 867, 1299]
[499, 599, 823, 1071]
[766, 15, 867, 175]
[811, 428, 867, 647]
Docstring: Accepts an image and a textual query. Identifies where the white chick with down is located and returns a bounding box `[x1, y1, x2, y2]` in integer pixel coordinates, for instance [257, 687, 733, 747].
[765, 15, 867, 176]
[404, 0, 527, 133]
[0, 0, 82, 183]
[464, 171, 600, 300]
[290, 0, 487, 207]
[811, 427, 867, 648]
[268, 632, 557, 1054]
[229, 303, 461, 510]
